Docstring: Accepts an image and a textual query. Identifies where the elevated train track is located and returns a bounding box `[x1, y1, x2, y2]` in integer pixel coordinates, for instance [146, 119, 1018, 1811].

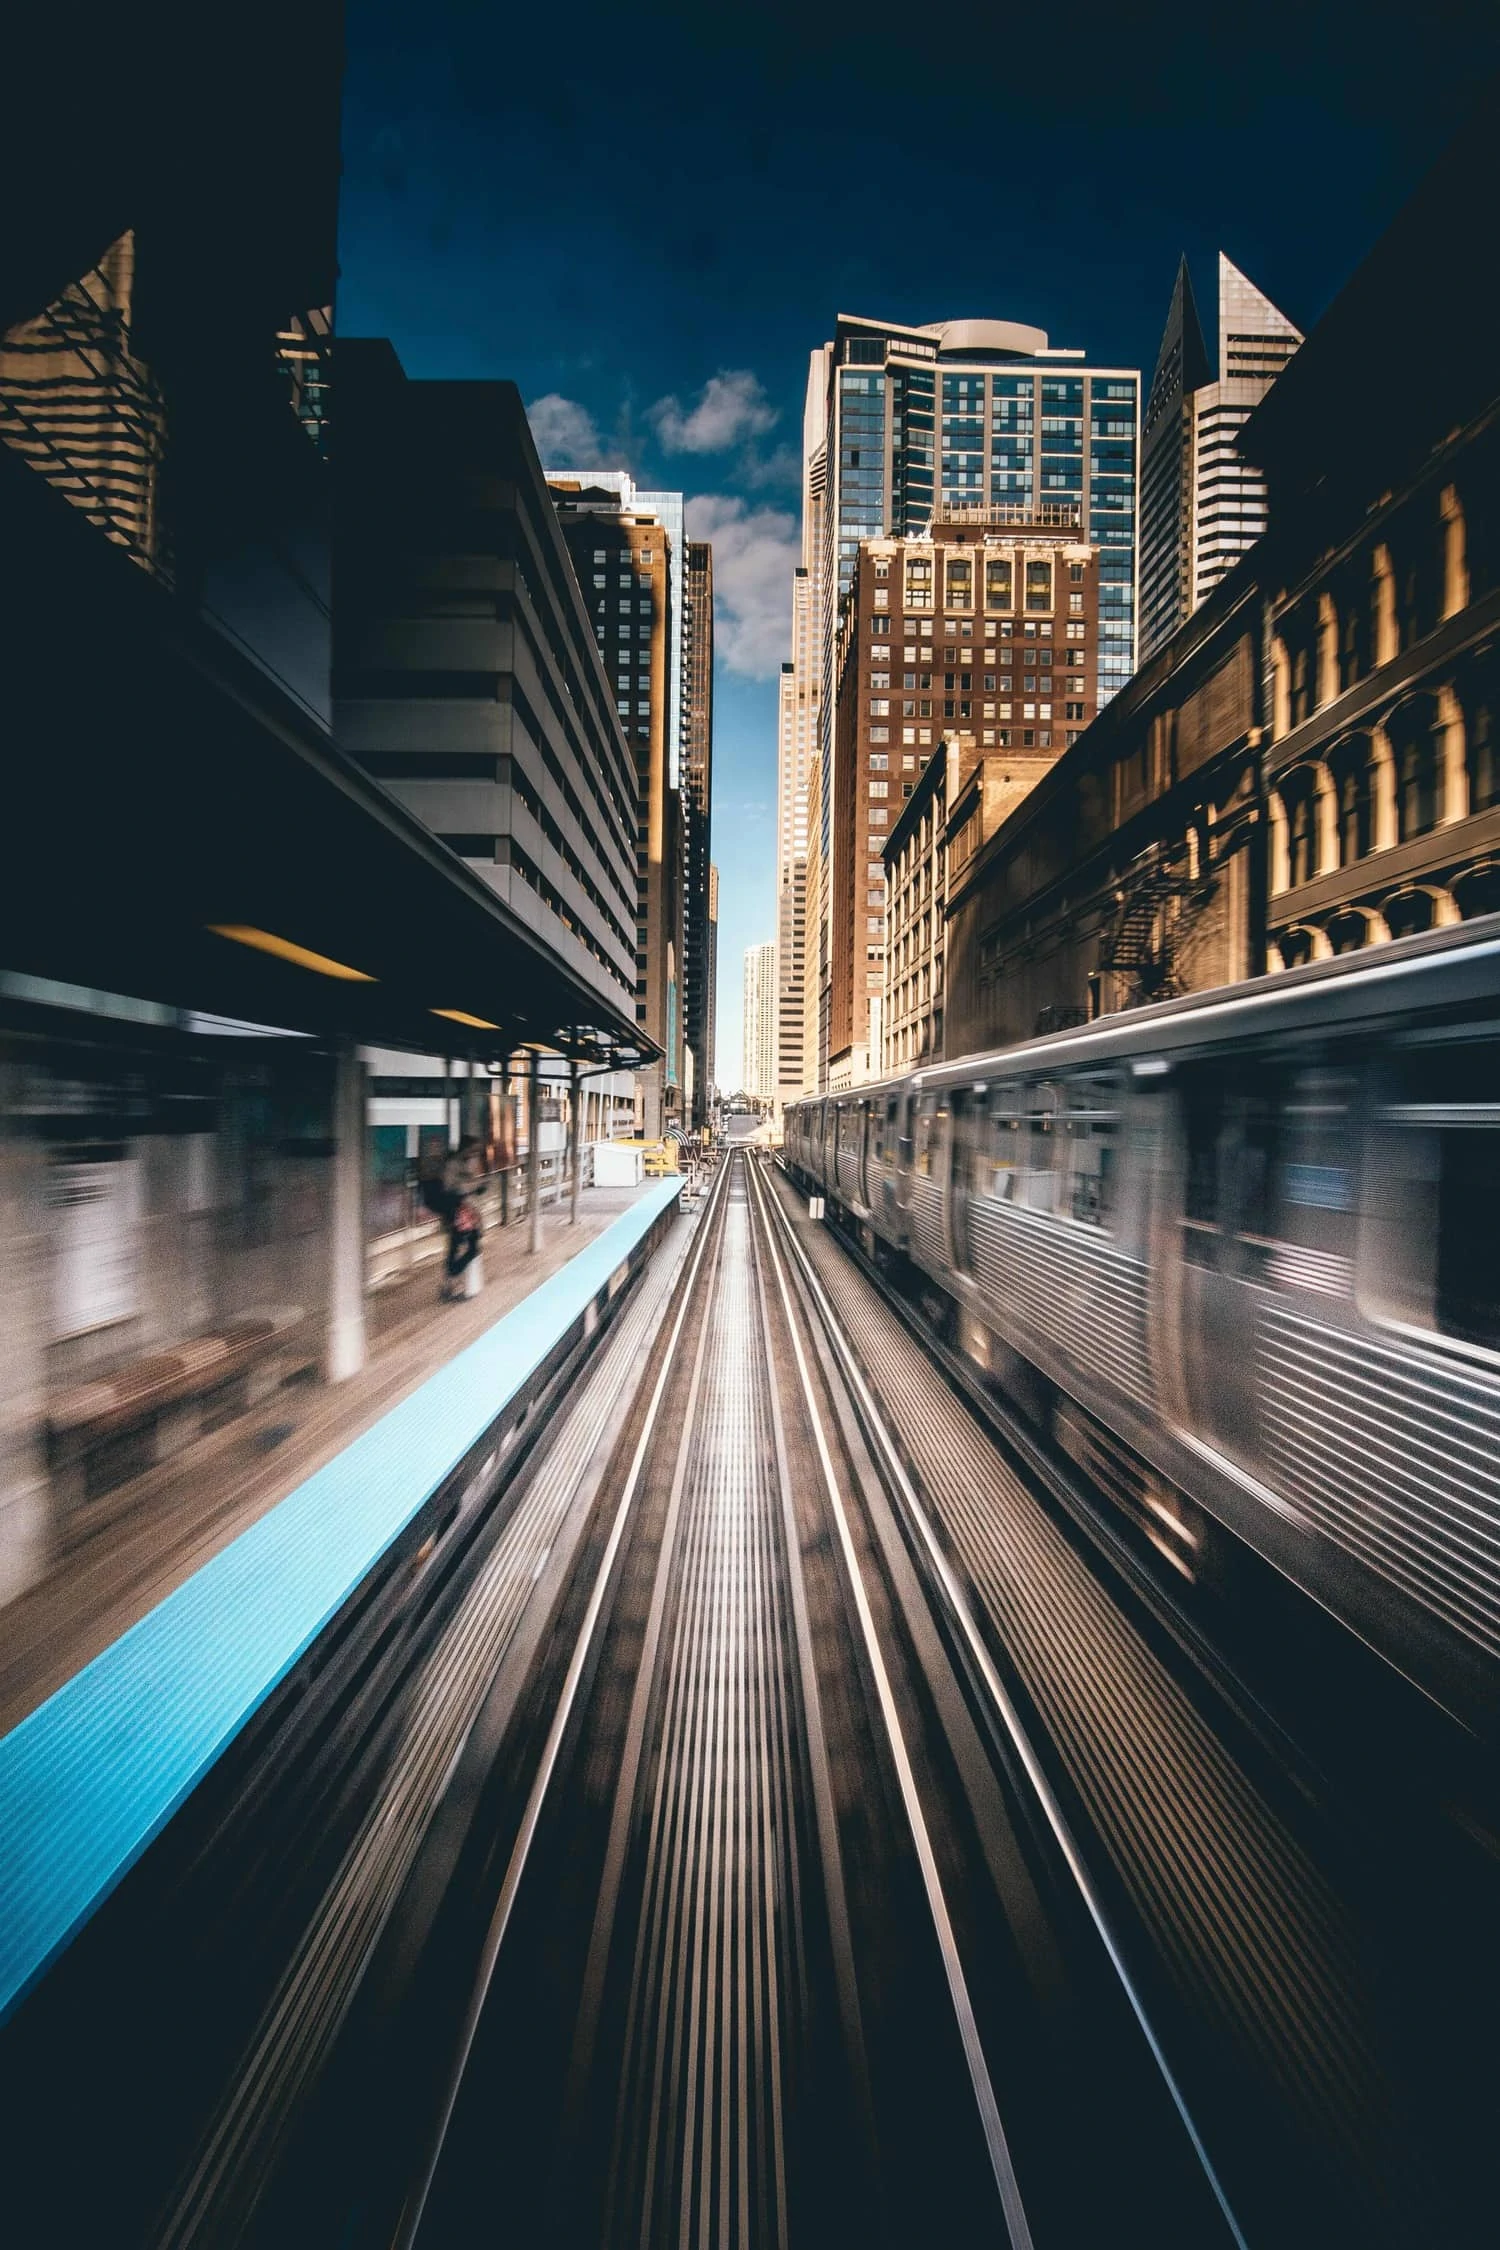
[3, 1116, 1494, 2244]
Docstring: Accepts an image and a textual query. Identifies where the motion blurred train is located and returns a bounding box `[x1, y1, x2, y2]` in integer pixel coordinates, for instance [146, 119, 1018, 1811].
[785, 918, 1500, 1736]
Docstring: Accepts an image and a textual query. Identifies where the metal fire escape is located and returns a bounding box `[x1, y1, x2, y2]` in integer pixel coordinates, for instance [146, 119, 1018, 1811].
[1100, 831, 1223, 1002]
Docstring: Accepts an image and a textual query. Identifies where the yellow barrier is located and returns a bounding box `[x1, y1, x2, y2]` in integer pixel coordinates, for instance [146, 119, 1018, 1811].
[609, 1138, 681, 1175]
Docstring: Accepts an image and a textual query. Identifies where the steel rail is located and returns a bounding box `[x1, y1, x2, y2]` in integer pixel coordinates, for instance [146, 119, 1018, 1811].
[390, 1154, 735, 2250]
[753, 1157, 1251, 2250]
[745, 1154, 1036, 2250]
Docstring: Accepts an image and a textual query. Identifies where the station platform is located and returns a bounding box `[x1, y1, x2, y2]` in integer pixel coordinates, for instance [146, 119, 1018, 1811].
[0, 1175, 685, 2024]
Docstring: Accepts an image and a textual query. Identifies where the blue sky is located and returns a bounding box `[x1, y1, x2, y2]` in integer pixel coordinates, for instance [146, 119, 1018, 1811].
[335, 0, 1496, 1088]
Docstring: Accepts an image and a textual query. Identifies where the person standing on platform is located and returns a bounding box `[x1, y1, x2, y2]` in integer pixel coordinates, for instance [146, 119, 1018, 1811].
[440, 1138, 484, 1301]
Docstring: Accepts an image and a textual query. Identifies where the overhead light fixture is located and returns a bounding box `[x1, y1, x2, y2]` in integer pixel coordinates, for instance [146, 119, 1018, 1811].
[207, 925, 375, 982]
[432, 1007, 500, 1031]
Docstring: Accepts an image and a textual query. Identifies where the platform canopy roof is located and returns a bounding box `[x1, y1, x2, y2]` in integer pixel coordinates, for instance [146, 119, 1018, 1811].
[1, 448, 655, 1073]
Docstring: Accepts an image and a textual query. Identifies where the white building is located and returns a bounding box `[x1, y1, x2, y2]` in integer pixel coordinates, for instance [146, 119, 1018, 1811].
[1139, 253, 1302, 663]
[741, 942, 777, 1101]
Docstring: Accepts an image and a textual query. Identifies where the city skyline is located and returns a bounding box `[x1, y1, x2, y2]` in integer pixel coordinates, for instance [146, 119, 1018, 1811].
[336, 1, 1494, 1090]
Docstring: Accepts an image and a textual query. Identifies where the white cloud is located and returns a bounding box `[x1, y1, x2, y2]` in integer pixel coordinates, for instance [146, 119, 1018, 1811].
[686, 494, 797, 679]
[649, 370, 778, 455]
[525, 392, 608, 467]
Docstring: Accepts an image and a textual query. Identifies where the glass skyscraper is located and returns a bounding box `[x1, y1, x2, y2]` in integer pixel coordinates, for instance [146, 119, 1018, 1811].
[796, 315, 1141, 1089]
[817, 315, 1140, 709]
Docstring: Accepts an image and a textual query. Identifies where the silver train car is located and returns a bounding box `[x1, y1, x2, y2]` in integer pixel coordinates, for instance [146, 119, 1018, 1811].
[785, 917, 1500, 1735]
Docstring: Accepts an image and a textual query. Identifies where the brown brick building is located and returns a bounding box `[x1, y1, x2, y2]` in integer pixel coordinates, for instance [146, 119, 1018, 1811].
[943, 561, 1262, 1058]
[882, 732, 1059, 1072]
[828, 509, 1099, 1082]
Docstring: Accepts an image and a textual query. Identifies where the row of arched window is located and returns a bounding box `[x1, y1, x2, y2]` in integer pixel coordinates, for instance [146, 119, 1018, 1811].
[1270, 653, 1497, 895]
[1273, 440, 1497, 729]
[1272, 861, 1500, 968]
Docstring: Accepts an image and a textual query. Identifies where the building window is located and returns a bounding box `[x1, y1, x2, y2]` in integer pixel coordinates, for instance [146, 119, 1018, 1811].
[1026, 561, 1053, 612]
[1068, 593, 1084, 615]
[1065, 701, 1086, 721]
[905, 558, 933, 608]
[1332, 739, 1374, 864]
[1463, 666, 1498, 813]
[1391, 697, 1443, 840]
[869, 751, 889, 769]
[1069, 562, 1084, 582]
[1287, 778, 1317, 886]
[869, 780, 889, 797]
[1397, 738, 1440, 840]
[869, 698, 890, 716]
[945, 557, 973, 610]
[869, 724, 890, 742]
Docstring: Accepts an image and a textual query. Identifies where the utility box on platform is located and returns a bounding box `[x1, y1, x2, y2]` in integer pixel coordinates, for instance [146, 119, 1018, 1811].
[592, 1140, 645, 1187]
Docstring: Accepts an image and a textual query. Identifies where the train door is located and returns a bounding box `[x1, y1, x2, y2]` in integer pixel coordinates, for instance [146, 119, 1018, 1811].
[1175, 1061, 1278, 1463]
[858, 1097, 873, 1209]
[949, 1088, 983, 1271]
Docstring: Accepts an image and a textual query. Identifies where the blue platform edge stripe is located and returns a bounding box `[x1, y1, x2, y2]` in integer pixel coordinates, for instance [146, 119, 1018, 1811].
[0, 1177, 683, 2024]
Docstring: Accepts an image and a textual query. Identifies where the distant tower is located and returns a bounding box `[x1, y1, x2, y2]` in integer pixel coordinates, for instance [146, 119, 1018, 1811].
[742, 942, 776, 1101]
[1139, 253, 1301, 662]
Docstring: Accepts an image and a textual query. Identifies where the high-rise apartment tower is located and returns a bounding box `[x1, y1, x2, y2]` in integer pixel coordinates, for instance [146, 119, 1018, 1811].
[682, 539, 715, 1126]
[742, 942, 776, 1102]
[1139, 253, 1301, 662]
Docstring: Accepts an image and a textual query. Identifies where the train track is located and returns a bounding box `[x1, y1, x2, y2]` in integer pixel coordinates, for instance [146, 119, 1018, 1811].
[384, 1148, 1240, 2247]
[759, 1154, 1473, 2249]
[13, 1142, 1469, 2245]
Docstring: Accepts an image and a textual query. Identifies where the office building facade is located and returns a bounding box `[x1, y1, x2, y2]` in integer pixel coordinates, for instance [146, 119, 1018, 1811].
[334, 352, 641, 1036]
[798, 312, 1137, 1092]
[775, 562, 817, 1111]
[549, 474, 688, 1138]
[682, 538, 715, 1126]
[706, 862, 719, 1105]
[1140, 253, 1301, 663]
[742, 942, 776, 1102]
[882, 729, 1061, 1073]
[828, 513, 1100, 1085]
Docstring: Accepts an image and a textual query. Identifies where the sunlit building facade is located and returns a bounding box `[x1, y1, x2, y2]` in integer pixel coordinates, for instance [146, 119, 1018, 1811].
[682, 539, 715, 1126]
[1140, 253, 1301, 662]
[550, 474, 687, 1138]
[799, 313, 1138, 1091]
[742, 942, 777, 1102]
[833, 516, 1099, 1084]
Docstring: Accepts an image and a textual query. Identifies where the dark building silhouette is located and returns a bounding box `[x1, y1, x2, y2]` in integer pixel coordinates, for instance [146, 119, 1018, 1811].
[683, 539, 716, 1123]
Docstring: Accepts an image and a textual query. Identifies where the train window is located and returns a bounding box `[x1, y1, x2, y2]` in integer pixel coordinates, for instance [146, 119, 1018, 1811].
[1065, 1073, 1120, 1227]
[1272, 1071, 1356, 1259]
[914, 1096, 944, 1178]
[987, 1090, 1023, 1201]
[1020, 1082, 1061, 1212]
[1180, 1067, 1278, 1270]
[873, 1096, 899, 1165]
[1366, 1040, 1500, 1350]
